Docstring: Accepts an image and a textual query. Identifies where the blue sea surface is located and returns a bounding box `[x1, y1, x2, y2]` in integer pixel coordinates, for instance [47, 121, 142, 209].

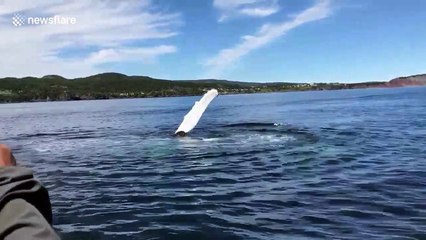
[0, 87, 425, 239]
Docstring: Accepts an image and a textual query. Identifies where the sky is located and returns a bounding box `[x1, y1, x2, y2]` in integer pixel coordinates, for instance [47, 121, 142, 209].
[0, 0, 425, 83]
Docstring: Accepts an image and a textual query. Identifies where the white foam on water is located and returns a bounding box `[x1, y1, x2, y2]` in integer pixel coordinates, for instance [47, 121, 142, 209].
[201, 138, 220, 142]
[34, 147, 51, 153]
[233, 133, 296, 144]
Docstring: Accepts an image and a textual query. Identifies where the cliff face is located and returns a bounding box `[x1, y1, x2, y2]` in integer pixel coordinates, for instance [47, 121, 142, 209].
[387, 74, 426, 87]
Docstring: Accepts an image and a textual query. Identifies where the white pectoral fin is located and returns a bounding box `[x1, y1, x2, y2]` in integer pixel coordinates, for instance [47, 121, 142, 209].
[175, 89, 218, 134]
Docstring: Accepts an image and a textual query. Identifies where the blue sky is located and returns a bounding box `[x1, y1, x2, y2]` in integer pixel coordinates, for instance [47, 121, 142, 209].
[0, 0, 425, 83]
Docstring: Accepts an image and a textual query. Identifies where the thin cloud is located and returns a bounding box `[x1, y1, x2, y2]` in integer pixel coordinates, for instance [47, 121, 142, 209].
[204, 0, 332, 77]
[86, 46, 177, 65]
[0, 0, 181, 78]
[239, 6, 280, 17]
[214, 0, 279, 22]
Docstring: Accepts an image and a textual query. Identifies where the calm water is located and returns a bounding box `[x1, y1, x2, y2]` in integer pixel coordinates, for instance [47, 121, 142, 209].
[1, 87, 425, 240]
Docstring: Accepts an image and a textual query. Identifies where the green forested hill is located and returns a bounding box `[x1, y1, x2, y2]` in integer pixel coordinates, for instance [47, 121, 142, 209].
[0, 72, 404, 103]
[0, 73, 207, 102]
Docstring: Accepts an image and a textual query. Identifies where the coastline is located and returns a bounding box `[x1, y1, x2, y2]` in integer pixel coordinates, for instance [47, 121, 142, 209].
[0, 84, 415, 105]
[1, 72, 425, 104]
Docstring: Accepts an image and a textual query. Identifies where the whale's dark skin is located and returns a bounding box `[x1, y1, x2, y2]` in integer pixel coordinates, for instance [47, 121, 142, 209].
[175, 131, 187, 137]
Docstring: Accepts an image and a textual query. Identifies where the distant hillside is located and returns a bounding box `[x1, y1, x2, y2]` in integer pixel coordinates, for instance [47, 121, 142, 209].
[387, 74, 426, 87]
[0, 73, 307, 102]
[0, 72, 424, 103]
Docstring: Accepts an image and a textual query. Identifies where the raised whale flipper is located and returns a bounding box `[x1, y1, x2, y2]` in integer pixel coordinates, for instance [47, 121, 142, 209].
[175, 89, 218, 135]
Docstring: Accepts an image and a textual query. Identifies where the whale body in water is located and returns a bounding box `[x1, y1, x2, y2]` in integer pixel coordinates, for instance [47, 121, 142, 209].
[175, 89, 218, 136]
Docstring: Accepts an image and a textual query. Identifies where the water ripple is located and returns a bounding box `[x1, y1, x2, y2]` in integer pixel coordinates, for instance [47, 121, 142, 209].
[1, 88, 425, 240]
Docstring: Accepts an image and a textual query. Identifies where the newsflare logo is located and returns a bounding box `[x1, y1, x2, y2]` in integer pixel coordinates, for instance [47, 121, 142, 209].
[12, 13, 25, 27]
[11, 13, 77, 27]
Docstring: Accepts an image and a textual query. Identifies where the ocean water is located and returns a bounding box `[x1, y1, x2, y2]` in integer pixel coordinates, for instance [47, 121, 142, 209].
[0, 87, 425, 240]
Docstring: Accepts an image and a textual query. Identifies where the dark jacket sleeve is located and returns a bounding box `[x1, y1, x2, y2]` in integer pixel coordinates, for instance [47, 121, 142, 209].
[0, 167, 60, 240]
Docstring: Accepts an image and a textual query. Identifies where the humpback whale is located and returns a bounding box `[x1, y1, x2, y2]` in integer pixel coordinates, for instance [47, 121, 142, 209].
[175, 89, 218, 136]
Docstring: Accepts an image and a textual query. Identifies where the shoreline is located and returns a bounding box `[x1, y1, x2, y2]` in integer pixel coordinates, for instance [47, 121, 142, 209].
[0, 84, 416, 105]
[1, 72, 424, 104]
